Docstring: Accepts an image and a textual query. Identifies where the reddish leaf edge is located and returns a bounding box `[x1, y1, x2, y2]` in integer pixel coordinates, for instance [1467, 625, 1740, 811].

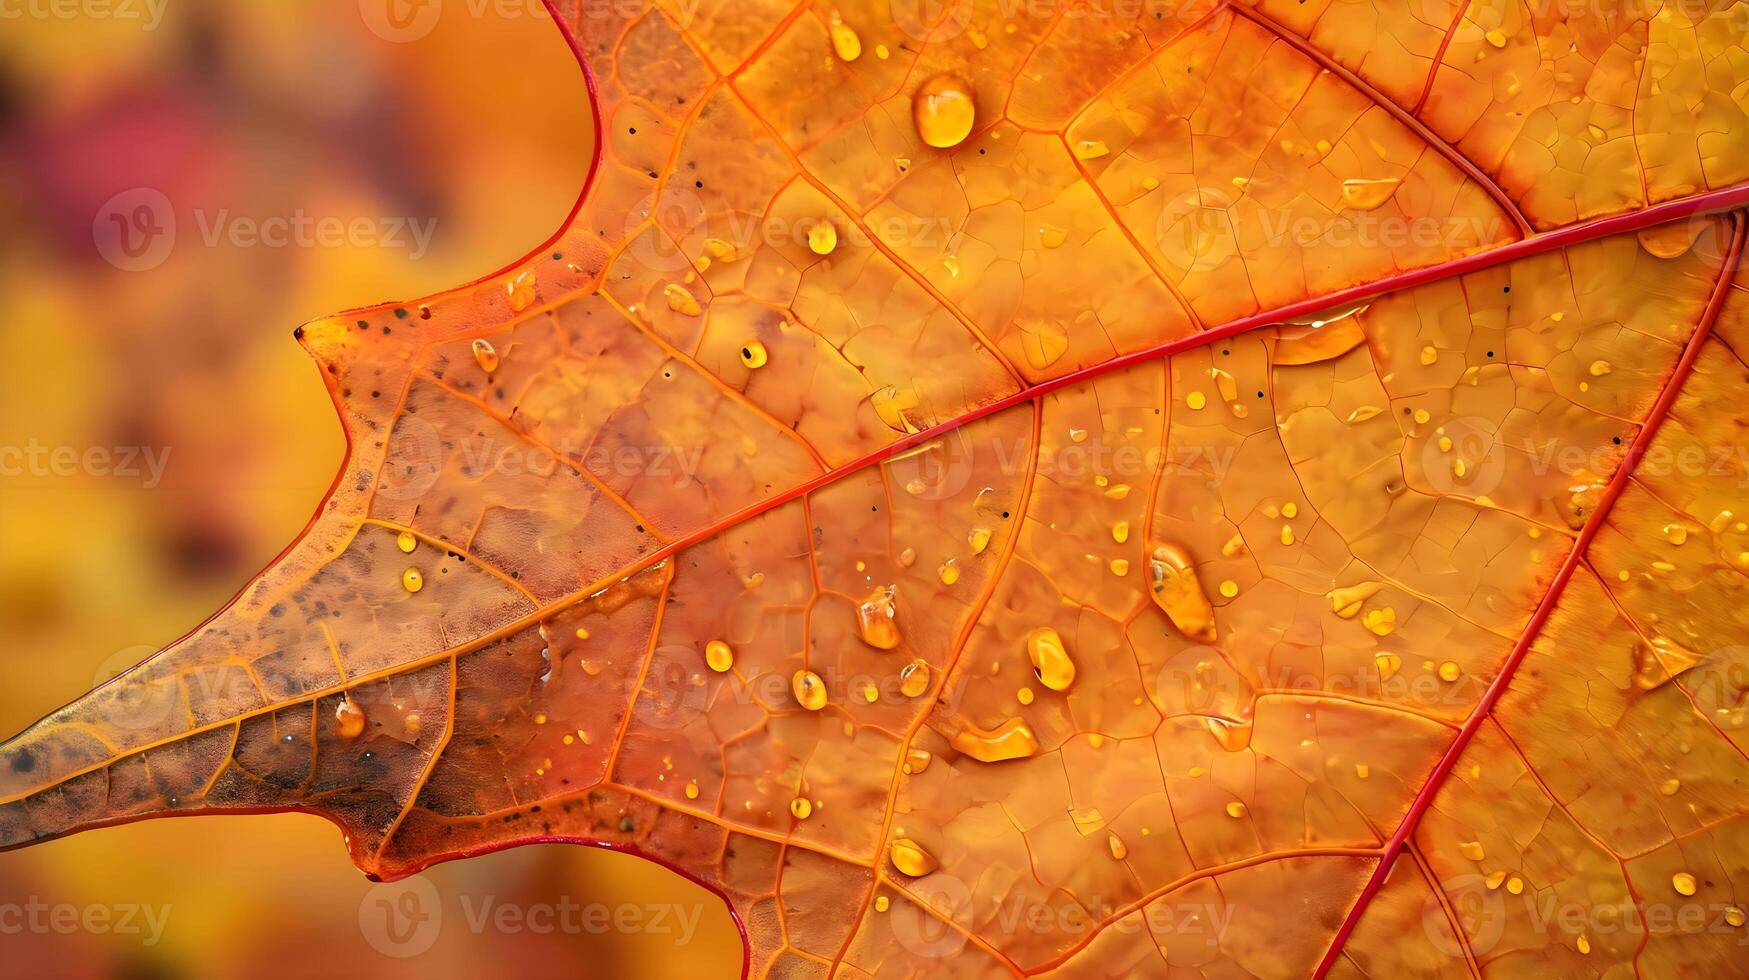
[4, 4, 1749, 977]
[1312, 213, 1749, 978]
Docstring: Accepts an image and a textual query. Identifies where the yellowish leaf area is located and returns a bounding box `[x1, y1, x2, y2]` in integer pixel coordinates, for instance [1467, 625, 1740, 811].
[8, 2, 1749, 976]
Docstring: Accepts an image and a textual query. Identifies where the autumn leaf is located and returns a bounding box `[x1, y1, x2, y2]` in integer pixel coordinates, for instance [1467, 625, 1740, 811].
[7, 1, 1749, 976]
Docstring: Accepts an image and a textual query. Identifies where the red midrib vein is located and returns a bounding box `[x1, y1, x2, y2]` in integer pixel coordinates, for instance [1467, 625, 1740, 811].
[1311, 213, 1749, 978]
[721, 186, 1749, 530]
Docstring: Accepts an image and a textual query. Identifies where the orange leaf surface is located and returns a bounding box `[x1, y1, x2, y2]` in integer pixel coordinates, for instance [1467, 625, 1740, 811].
[8, 2, 1749, 975]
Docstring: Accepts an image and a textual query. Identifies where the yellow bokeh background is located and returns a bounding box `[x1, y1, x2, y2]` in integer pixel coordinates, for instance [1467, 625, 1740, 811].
[0, 2, 740, 976]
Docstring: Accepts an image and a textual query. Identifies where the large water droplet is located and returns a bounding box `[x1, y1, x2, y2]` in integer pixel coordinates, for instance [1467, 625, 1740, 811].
[856, 585, 901, 650]
[913, 75, 975, 149]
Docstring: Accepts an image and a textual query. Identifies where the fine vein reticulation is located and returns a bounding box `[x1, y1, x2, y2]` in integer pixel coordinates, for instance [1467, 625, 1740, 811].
[7, 2, 1749, 977]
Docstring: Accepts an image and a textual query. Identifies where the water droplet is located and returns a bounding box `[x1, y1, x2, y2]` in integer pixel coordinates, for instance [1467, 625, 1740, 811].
[807, 220, 838, 256]
[828, 13, 861, 61]
[1207, 717, 1253, 751]
[1375, 652, 1402, 680]
[1218, 580, 1239, 599]
[968, 527, 992, 555]
[855, 586, 901, 651]
[874, 895, 891, 912]
[791, 797, 813, 820]
[1340, 177, 1401, 211]
[402, 567, 424, 593]
[1588, 359, 1612, 377]
[889, 838, 938, 876]
[335, 698, 366, 739]
[1186, 390, 1207, 411]
[1363, 606, 1396, 636]
[685, 781, 700, 800]
[1107, 834, 1128, 860]
[951, 717, 1039, 762]
[1038, 224, 1067, 249]
[1439, 661, 1462, 682]
[1071, 139, 1110, 160]
[1025, 627, 1075, 691]
[704, 237, 738, 262]
[899, 660, 931, 698]
[1672, 872, 1697, 896]
[506, 271, 536, 312]
[937, 559, 961, 586]
[1484, 28, 1508, 47]
[1419, 345, 1438, 366]
[705, 640, 734, 673]
[912, 75, 975, 149]
[1459, 840, 1485, 861]
[1577, 934, 1591, 955]
[1148, 544, 1217, 642]
[664, 283, 702, 316]
[1638, 222, 1704, 259]
[472, 338, 500, 373]
[1225, 801, 1246, 819]
[792, 670, 828, 710]
[396, 530, 418, 554]
[1726, 906, 1746, 927]
[741, 340, 768, 369]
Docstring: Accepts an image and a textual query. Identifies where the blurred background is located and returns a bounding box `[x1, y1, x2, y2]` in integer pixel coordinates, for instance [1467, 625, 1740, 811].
[0, 1, 739, 976]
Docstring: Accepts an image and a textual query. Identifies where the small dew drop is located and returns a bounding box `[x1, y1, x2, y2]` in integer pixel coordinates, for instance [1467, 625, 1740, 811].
[335, 698, 366, 739]
[857, 584, 902, 647]
[472, 338, 500, 374]
[740, 340, 769, 369]
[792, 670, 828, 711]
[899, 659, 931, 698]
[889, 838, 938, 877]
